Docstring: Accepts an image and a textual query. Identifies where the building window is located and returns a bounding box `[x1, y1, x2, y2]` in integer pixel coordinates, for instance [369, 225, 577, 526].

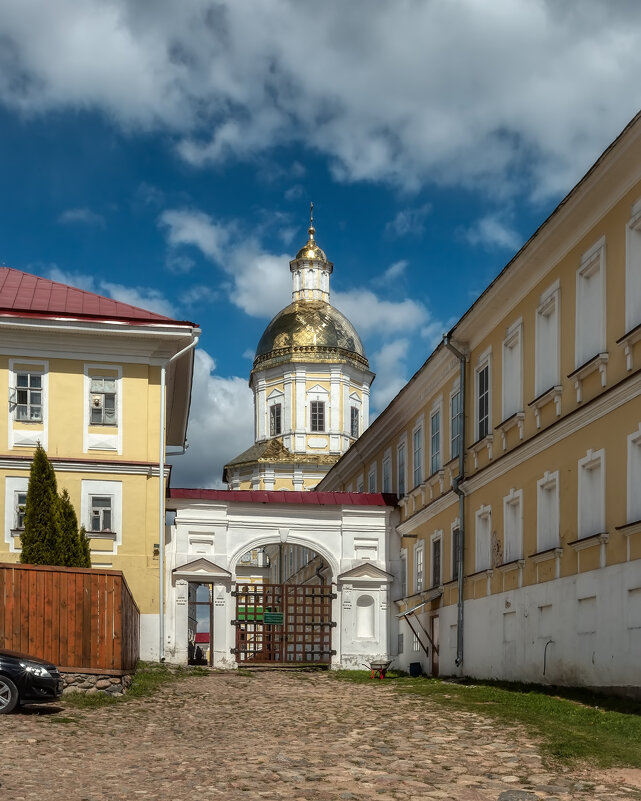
[398, 632, 404, 654]
[430, 409, 441, 475]
[14, 491, 27, 531]
[382, 453, 391, 493]
[431, 534, 442, 588]
[535, 282, 560, 396]
[368, 464, 376, 493]
[400, 551, 407, 597]
[310, 400, 325, 432]
[578, 450, 605, 539]
[626, 200, 641, 332]
[90, 496, 113, 532]
[90, 377, 117, 426]
[413, 425, 423, 487]
[350, 406, 359, 438]
[628, 427, 641, 523]
[450, 389, 462, 461]
[356, 476, 364, 493]
[475, 354, 491, 440]
[475, 506, 492, 572]
[412, 633, 420, 652]
[13, 372, 43, 422]
[397, 441, 406, 496]
[415, 544, 424, 592]
[537, 471, 559, 551]
[451, 526, 460, 581]
[502, 320, 522, 420]
[503, 489, 523, 562]
[269, 403, 282, 436]
[576, 238, 606, 368]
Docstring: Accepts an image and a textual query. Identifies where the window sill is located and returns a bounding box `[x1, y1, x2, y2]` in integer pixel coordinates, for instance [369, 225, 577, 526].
[88, 530, 118, 541]
[496, 558, 524, 574]
[615, 519, 641, 537]
[567, 352, 608, 402]
[529, 546, 562, 563]
[528, 385, 562, 428]
[494, 411, 525, 450]
[13, 420, 44, 425]
[10, 529, 24, 539]
[567, 531, 608, 551]
[616, 321, 641, 371]
[469, 435, 493, 468]
[468, 568, 493, 580]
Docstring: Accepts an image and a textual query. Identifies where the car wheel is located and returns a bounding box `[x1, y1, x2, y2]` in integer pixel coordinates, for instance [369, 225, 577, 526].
[0, 676, 19, 714]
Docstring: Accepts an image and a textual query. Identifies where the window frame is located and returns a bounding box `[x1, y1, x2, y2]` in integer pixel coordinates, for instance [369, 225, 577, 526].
[412, 419, 424, 488]
[535, 281, 561, 397]
[626, 198, 641, 333]
[475, 349, 492, 441]
[475, 505, 492, 572]
[397, 438, 407, 497]
[575, 237, 606, 369]
[450, 384, 462, 461]
[627, 425, 641, 524]
[368, 462, 377, 493]
[310, 400, 326, 433]
[382, 450, 392, 493]
[90, 495, 113, 533]
[430, 531, 442, 588]
[89, 376, 118, 426]
[503, 488, 523, 562]
[13, 371, 44, 423]
[350, 405, 359, 438]
[451, 522, 460, 582]
[577, 449, 606, 539]
[269, 402, 282, 436]
[537, 470, 560, 551]
[501, 319, 523, 421]
[430, 404, 441, 475]
[414, 542, 424, 592]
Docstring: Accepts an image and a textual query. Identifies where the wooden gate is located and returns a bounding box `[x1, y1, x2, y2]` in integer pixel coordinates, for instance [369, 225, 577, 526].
[232, 583, 335, 664]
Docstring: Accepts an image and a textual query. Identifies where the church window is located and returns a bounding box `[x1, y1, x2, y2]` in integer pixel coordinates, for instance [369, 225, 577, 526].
[350, 406, 359, 438]
[269, 403, 282, 436]
[310, 400, 325, 432]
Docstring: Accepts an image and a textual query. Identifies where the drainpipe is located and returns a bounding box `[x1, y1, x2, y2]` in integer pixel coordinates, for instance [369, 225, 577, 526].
[443, 334, 466, 669]
[158, 331, 200, 662]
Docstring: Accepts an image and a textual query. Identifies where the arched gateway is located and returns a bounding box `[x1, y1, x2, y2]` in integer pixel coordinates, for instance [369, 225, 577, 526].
[165, 489, 399, 669]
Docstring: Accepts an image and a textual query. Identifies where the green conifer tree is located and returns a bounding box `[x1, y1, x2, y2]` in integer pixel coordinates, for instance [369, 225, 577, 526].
[57, 488, 89, 567]
[20, 443, 60, 565]
[78, 526, 91, 569]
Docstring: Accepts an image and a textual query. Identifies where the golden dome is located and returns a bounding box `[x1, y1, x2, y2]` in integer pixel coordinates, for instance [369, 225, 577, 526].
[293, 224, 330, 264]
[253, 300, 368, 368]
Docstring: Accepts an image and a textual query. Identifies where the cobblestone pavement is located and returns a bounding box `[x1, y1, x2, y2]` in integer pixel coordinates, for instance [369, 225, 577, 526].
[1, 671, 640, 801]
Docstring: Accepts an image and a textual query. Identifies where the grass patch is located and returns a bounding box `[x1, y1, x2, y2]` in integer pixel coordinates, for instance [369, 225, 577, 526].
[332, 671, 641, 769]
[63, 662, 208, 709]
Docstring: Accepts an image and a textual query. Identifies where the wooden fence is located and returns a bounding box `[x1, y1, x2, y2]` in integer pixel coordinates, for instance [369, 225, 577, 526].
[0, 563, 140, 674]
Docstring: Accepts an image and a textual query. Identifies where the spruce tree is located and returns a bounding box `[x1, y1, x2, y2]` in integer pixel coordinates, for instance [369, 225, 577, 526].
[57, 489, 91, 567]
[20, 443, 60, 565]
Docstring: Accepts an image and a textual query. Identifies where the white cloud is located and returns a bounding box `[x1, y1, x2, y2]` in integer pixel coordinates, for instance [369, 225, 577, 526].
[466, 214, 521, 251]
[285, 184, 304, 201]
[0, 2, 639, 198]
[333, 290, 429, 337]
[377, 260, 408, 284]
[160, 208, 291, 319]
[169, 349, 254, 488]
[58, 207, 105, 227]
[178, 285, 219, 306]
[369, 338, 411, 413]
[44, 266, 176, 317]
[385, 205, 432, 238]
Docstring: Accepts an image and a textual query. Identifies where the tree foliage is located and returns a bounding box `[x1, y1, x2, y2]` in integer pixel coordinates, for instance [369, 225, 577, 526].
[20, 444, 91, 568]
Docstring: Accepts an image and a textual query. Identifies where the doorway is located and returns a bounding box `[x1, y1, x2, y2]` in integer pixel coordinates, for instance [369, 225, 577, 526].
[187, 582, 213, 666]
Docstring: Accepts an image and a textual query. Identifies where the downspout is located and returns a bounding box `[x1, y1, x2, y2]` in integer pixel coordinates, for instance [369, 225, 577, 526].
[443, 334, 466, 669]
[158, 331, 200, 662]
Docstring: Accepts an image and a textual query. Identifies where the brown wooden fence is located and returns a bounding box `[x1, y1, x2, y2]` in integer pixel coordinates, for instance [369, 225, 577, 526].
[0, 563, 140, 674]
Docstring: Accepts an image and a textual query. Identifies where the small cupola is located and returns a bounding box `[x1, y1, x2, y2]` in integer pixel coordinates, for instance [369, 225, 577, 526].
[290, 203, 334, 303]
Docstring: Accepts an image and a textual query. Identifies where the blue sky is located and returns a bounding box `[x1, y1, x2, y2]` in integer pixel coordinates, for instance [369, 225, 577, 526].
[1, 1, 641, 487]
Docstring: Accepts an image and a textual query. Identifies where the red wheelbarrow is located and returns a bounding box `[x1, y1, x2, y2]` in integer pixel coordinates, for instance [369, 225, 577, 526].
[363, 659, 392, 679]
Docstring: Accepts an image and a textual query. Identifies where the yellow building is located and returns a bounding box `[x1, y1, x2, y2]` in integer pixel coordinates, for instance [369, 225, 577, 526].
[0, 268, 200, 659]
[223, 211, 375, 491]
[318, 112, 641, 692]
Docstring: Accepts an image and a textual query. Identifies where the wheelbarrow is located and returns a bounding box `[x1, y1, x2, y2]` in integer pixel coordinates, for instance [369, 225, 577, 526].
[363, 659, 392, 679]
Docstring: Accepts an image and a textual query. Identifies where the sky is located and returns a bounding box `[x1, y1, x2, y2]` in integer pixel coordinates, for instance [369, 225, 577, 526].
[1, 1, 641, 488]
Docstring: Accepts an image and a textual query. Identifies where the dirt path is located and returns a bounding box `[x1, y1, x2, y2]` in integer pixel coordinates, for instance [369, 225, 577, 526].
[1, 672, 638, 801]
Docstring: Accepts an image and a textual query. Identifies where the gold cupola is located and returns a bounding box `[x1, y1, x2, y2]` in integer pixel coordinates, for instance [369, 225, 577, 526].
[289, 203, 334, 304]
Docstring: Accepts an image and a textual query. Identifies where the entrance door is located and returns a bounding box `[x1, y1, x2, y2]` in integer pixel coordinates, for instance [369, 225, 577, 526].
[430, 615, 439, 677]
[233, 583, 335, 664]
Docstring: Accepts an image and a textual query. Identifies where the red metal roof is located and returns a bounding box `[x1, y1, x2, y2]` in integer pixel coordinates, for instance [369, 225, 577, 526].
[0, 267, 196, 327]
[168, 488, 398, 507]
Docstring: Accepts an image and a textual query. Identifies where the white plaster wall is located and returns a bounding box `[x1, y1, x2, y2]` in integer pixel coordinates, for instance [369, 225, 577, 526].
[140, 613, 159, 661]
[419, 560, 641, 690]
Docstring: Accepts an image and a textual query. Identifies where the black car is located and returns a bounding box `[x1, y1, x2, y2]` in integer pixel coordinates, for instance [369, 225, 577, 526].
[0, 649, 64, 713]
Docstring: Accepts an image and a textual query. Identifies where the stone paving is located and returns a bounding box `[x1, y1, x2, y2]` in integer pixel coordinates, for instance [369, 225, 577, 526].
[1, 671, 640, 801]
